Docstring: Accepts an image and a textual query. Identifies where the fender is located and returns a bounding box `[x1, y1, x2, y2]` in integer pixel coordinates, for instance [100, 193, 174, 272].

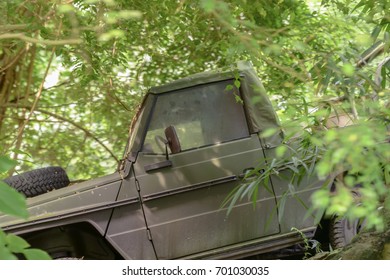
[0, 172, 124, 233]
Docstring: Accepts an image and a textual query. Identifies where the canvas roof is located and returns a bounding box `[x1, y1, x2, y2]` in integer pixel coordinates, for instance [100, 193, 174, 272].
[148, 61, 280, 133]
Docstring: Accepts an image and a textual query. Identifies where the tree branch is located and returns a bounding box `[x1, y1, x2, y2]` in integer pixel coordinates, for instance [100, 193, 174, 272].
[0, 24, 28, 32]
[0, 47, 26, 72]
[0, 33, 82, 46]
[3, 103, 119, 163]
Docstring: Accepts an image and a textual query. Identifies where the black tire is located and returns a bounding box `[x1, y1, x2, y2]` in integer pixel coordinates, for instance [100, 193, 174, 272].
[329, 190, 366, 249]
[3, 166, 70, 198]
[55, 257, 82, 260]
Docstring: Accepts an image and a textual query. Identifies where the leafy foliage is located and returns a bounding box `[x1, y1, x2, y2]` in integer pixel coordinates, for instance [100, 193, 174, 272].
[0, 181, 28, 219]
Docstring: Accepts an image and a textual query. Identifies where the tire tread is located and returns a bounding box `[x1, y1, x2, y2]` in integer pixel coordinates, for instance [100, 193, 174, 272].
[3, 166, 70, 197]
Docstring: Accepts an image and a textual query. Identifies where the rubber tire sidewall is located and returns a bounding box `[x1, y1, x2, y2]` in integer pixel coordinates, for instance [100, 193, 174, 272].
[329, 190, 365, 249]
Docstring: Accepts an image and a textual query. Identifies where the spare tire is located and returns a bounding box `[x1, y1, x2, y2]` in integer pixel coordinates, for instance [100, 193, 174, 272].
[3, 166, 70, 198]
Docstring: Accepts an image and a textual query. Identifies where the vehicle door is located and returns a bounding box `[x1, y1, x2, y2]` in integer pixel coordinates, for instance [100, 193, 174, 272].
[134, 79, 280, 259]
[260, 133, 327, 236]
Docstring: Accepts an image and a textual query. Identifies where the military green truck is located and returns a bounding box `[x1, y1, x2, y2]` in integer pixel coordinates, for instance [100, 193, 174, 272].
[0, 62, 360, 259]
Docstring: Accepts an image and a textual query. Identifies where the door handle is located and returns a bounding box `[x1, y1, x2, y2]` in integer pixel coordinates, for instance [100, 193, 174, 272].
[238, 168, 265, 179]
[144, 160, 172, 172]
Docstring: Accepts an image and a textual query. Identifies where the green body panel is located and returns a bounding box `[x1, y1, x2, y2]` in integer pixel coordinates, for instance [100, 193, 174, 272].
[0, 173, 122, 229]
[135, 135, 279, 259]
[0, 62, 326, 259]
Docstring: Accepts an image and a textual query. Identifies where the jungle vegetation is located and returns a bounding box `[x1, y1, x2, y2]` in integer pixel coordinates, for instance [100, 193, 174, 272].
[0, 0, 389, 259]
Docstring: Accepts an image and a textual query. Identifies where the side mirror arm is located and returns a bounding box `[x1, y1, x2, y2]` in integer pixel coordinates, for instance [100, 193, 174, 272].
[155, 135, 170, 160]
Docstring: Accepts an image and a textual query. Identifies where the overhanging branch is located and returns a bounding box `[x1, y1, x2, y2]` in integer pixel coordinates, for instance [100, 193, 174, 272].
[0, 33, 82, 46]
[4, 104, 120, 163]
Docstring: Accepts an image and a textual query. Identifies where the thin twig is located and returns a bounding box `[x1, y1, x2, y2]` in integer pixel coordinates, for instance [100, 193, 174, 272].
[0, 33, 82, 46]
[0, 47, 27, 72]
[14, 46, 56, 147]
[0, 24, 28, 31]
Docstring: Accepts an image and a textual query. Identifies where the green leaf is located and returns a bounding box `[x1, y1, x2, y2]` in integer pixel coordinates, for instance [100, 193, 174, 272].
[225, 84, 234, 91]
[288, 182, 296, 194]
[234, 94, 243, 104]
[371, 26, 381, 41]
[251, 181, 259, 208]
[234, 79, 241, 88]
[342, 63, 355, 77]
[0, 247, 17, 260]
[0, 156, 17, 173]
[316, 160, 331, 177]
[385, 165, 390, 185]
[275, 145, 287, 158]
[103, 0, 116, 6]
[313, 207, 326, 225]
[0, 230, 6, 247]
[223, 184, 247, 216]
[200, 0, 216, 13]
[355, 34, 373, 47]
[99, 30, 125, 41]
[311, 188, 330, 210]
[118, 10, 142, 20]
[260, 128, 278, 138]
[57, 4, 74, 14]
[22, 248, 52, 260]
[381, 64, 387, 88]
[331, 148, 347, 164]
[278, 191, 288, 223]
[0, 182, 28, 219]
[6, 234, 30, 253]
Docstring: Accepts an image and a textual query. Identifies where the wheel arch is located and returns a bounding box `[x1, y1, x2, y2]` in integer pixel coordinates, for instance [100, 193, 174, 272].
[19, 221, 123, 259]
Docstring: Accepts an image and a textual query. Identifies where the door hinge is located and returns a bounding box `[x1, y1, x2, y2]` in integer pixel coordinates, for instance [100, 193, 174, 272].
[135, 179, 141, 192]
[146, 228, 153, 241]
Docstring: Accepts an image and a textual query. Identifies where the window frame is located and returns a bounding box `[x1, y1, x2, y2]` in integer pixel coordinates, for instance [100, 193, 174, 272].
[140, 79, 252, 155]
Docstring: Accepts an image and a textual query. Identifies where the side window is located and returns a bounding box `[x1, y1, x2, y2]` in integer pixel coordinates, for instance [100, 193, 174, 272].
[142, 80, 249, 154]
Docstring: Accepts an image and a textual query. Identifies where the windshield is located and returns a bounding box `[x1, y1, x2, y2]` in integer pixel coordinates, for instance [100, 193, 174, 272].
[142, 80, 250, 154]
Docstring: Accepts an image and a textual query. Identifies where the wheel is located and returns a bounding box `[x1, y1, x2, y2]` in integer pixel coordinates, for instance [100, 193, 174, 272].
[3, 166, 70, 197]
[329, 190, 366, 249]
[52, 251, 82, 260]
[329, 216, 366, 249]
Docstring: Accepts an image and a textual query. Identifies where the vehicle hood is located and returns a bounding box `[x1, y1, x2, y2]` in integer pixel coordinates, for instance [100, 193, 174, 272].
[0, 173, 122, 230]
